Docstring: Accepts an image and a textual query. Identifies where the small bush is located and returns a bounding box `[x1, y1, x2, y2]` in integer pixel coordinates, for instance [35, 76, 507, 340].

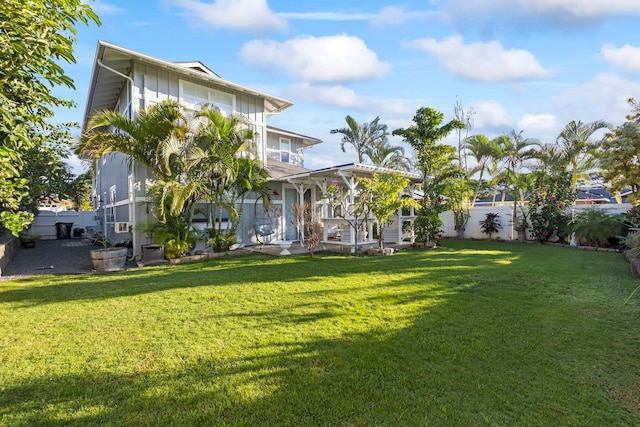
[570, 207, 622, 247]
[479, 212, 502, 239]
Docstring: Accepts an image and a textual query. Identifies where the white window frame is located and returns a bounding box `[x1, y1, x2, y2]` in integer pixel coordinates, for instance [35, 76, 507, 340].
[280, 138, 291, 163]
[179, 80, 235, 115]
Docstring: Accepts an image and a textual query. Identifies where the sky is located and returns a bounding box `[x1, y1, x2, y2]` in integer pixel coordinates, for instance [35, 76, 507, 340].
[55, 0, 640, 174]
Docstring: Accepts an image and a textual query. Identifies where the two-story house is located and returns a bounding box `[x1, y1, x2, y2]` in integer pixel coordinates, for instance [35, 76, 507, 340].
[82, 41, 419, 259]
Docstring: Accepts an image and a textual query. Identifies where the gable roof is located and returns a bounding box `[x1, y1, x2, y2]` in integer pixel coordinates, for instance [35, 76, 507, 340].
[267, 126, 322, 147]
[173, 61, 220, 78]
[82, 41, 294, 131]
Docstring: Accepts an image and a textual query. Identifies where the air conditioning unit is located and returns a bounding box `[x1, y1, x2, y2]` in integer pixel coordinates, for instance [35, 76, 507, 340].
[114, 222, 130, 233]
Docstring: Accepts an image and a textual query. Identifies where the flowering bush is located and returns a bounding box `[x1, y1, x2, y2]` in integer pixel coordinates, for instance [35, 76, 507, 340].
[528, 166, 577, 243]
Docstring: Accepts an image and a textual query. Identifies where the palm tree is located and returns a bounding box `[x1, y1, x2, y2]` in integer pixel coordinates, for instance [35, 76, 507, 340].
[556, 120, 610, 188]
[494, 130, 539, 233]
[331, 115, 389, 164]
[464, 134, 499, 205]
[363, 138, 411, 171]
[78, 100, 186, 181]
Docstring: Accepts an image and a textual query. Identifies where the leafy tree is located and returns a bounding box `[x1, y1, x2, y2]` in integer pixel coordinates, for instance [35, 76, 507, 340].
[358, 173, 418, 249]
[67, 172, 94, 211]
[331, 115, 389, 164]
[598, 121, 640, 205]
[393, 107, 464, 242]
[0, 0, 99, 234]
[528, 166, 576, 243]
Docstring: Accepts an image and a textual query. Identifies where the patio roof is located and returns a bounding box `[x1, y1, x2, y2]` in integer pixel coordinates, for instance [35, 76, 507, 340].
[280, 163, 422, 183]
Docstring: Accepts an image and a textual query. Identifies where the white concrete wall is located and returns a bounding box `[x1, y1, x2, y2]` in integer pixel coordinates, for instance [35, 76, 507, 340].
[441, 204, 633, 240]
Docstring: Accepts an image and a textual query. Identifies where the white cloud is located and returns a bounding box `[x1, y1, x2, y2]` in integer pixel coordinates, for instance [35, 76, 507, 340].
[471, 100, 512, 129]
[554, 73, 640, 125]
[407, 34, 549, 82]
[601, 43, 640, 74]
[516, 113, 558, 141]
[278, 12, 374, 21]
[287, 83, 364, 110]
[370, 6, 433, 26]
[241, 35, 391, 83]
[171, 0, 287, 33]
[279, 6, 432, 26]
[440, 0, 640, 23]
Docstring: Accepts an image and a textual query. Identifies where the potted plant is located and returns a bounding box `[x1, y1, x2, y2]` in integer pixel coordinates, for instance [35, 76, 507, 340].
[18, 232, 40, 248]
[89, 233, 128, 271]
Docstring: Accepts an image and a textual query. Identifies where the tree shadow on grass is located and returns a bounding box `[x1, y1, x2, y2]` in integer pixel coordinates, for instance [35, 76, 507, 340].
[2, 241, 638, 425]
[1, 290, 637, 425]
[0, 245, 511, 307]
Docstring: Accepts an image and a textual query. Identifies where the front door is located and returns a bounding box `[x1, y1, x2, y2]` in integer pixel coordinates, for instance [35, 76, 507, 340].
[284, 187, 298, 241]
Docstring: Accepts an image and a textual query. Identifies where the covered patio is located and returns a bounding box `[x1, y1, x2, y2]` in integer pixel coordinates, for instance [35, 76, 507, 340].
[279, 163, 422, 252]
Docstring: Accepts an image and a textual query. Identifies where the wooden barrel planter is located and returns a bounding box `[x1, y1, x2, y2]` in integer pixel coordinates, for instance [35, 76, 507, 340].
[90, 247, 128, 272]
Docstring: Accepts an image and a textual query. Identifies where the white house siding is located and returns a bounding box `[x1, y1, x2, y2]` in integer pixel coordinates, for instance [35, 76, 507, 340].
[266, 133, 305, 167]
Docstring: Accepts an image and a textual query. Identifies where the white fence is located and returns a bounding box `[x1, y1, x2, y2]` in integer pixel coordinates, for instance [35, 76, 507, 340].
[441, 204, 634, 241]
[29, 211, 99, 240]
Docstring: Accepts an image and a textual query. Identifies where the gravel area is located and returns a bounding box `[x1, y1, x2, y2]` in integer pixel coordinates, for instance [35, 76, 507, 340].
[1, 238, 134, 281]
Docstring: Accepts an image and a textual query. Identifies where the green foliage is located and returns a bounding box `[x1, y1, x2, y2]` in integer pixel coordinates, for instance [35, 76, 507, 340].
[617, 206, 640, 231]
[163, 239, 191, 259]
[621, 232, 640, 250]
[137, 217, 197, 259]
[598, 121, 640, 204]
[358, 172, 418, 249]
[570, 207, 623, 247]
[18, 231, 40, 243]
[479, 212, 502, 239]
[393, 107, 463, 243]
[202, 227, 236, 253]
[528, 166, 576, 242]
[0, 211, 34, 237]
[0, 0, 99, 231]
[331, 115, 389, 164]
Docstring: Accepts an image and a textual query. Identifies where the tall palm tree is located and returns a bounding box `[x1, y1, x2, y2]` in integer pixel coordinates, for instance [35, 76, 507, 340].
[494, 130, 539, 232]
[464, 134, 499, 205]
[77, 100, 186, 181]
[363, 138, 411, 171]
[556, 120, 610, 188]
[331, 115, 389, 164]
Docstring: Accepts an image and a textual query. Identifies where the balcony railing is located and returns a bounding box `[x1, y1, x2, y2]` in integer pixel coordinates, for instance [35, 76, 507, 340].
[266, 148, 304, 167]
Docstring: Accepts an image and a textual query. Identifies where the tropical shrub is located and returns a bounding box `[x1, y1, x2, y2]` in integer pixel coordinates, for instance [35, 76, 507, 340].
[479, 212, 502, 239]
[202, 227, 236, 253]
[570, 207, 622, 247]
[528, 165, 576, 243]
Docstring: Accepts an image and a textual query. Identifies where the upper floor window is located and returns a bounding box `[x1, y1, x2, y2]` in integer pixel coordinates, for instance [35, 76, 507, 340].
[280, 138, 291, 163]
[179, 80, 235, 115]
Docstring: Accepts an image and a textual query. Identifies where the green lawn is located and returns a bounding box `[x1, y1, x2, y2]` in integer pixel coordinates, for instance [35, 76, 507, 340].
[1, 240, 639, 426]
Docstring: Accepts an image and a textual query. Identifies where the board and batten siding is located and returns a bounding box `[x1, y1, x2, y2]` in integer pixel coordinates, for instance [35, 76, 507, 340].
[132, 61, 269, 160]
